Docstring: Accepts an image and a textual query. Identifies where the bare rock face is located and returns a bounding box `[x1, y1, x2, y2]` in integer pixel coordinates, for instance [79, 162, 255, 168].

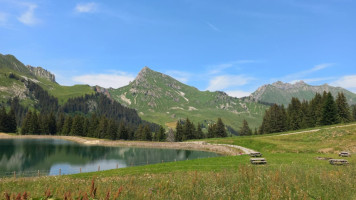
[26, 65, 56, 83]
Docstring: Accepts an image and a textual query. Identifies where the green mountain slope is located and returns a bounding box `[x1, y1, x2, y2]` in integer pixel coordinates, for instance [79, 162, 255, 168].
[108, 67, 268, 131]
[0, 54, 94, 104]
[250, 81, 356, 106]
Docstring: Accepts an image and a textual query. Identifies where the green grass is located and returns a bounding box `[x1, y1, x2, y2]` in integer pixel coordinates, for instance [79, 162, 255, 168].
[206, 123, 356, 154]
[37, 78, 95, 104]
[1, 123, 355, 199]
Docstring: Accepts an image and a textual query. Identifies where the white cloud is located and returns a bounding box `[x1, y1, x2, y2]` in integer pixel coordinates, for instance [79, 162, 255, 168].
[17, 3, 39, 26]
[206, 22, 220, 32]
[73, 72, 135, 88]
[226, 90, 252, 98]
[165, 70, 191, 83]
[282, 63, 334, 82]
[75, 3, 97, 13]
[206, 75, 253, 91]
[331, 75, 356, 93]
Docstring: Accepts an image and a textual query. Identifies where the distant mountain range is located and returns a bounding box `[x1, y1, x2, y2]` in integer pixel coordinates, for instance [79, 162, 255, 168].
[249, 81, 356, 106]
[1, 53, 355, 132]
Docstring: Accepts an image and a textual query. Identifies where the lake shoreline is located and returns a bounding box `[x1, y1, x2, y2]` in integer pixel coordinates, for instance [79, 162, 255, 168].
[0, 133, 243, 156]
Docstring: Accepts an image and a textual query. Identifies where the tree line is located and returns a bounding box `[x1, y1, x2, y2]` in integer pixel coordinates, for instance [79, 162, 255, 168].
[254, 92, 356, 135]
[1, 75, 161, 141]
[175, 118, 227, 141]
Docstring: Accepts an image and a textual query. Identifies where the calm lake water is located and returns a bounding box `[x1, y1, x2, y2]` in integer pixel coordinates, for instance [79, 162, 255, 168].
[0, 139, 219, 177]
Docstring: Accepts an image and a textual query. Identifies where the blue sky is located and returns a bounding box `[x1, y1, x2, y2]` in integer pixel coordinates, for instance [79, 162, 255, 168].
[0, 0, 355, 97]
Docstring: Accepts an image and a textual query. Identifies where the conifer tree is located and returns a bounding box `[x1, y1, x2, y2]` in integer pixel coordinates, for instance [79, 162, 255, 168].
[287, 97, 302, 130]
[106, 119, 117, 140]
[118, 121, 128, 140]
[309, 93, 323, 126]
[56, 113, 65, 134]
[7, 108, 17, 133]
[29, 111, 40, 134]
[0, 106, 6, 132]
[336, 92, 351, 123]
[183, 118, 196, 140]
[156, 125, 166, 141]
[175, 120, 184, 142]
[254, 128, 258, 135]
[352, 105, 356, 122]
[97, 116, 108, 138]
[215, 118, 227, 137]
[83, 118, 89, 137]
[61, 116, 73, 135]
[240, 119, 252, 136]
[143, 125, 152, 141]
[321, 92, 339, 125]
[71, 115, 84, 136]
[88, 114, 99, 137]
[134, 125, 144, 140]
[21, 110, 33, 135]
[196, 123, 204, 139]
[207, 123, 216, 138]
[47, 112, 57, 135]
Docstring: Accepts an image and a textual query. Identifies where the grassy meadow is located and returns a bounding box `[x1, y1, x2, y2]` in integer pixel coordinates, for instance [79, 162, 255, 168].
[1, 123, 355, 199]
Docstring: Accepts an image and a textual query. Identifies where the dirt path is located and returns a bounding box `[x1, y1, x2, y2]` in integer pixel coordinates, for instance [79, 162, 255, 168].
[265, 123, 356, 137]
[0, 133, 246, 156]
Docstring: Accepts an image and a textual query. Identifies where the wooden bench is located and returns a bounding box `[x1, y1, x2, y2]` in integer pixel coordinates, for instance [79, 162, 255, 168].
[250, 152, 262, 157]
[339, 152, 351, 157]
[250, 158, 267, 165]
[329, 159, 349, 165]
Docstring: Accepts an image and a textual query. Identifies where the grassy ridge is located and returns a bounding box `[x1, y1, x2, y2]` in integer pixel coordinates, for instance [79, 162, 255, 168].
[1, 124, 355, 199]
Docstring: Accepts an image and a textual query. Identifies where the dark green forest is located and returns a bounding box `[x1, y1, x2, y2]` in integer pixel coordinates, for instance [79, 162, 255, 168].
[254, 91, 356, 135]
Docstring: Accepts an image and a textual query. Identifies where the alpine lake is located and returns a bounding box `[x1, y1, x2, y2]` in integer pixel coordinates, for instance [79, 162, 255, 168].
[0, 139, 219, 177]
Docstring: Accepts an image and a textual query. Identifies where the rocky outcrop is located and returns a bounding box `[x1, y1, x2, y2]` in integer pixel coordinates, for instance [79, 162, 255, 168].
[26, 65, 56, 83]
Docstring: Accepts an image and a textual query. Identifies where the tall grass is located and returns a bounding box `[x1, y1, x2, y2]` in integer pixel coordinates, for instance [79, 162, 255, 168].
[1, 164, 355, 199]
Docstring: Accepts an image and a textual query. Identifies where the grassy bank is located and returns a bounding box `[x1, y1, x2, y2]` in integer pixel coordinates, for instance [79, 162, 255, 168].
[1, 123, 355, 199]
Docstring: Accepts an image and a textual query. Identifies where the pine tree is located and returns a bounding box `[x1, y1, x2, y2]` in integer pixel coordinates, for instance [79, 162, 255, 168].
[215, 118, 227, 137]
[321, 92, 339, 125]
[106, 120, 118, 140]
[61, 116, 73, 135]
[287, 98, 302, 130]
[196, 123, 204, 139]
[7, 108, 17, 133]
[310, 93, 323, 126]
[118, 121, 128, 140]
[239, 119, 252, 136]
[56, 113, 65, 134]
[97, 116, 108, 138]
[134, 125, 144, 140]
[254, 128, 258, 135]
[71, 115, 84, 136]
[21, 110, 33, 135]
[352, 105, 356, 122]
[175, 120, 184, 142]
[143, 125, 152, 141]
[88, 114, 99, 137]
[336, 92, 351, 123]
[83, 118, 89, 137]
[207, 123, 216, 138]
[156, 125, 166, 141]
[47, 112, 57, 135]
[0, 106, 6, 132]
[29, 112, 40, 134]
[183, 118, 196, 140]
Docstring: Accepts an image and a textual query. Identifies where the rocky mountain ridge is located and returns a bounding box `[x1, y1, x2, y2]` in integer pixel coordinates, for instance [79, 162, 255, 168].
[25, 65, 56, 83]
[250, 81, 356, 106]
